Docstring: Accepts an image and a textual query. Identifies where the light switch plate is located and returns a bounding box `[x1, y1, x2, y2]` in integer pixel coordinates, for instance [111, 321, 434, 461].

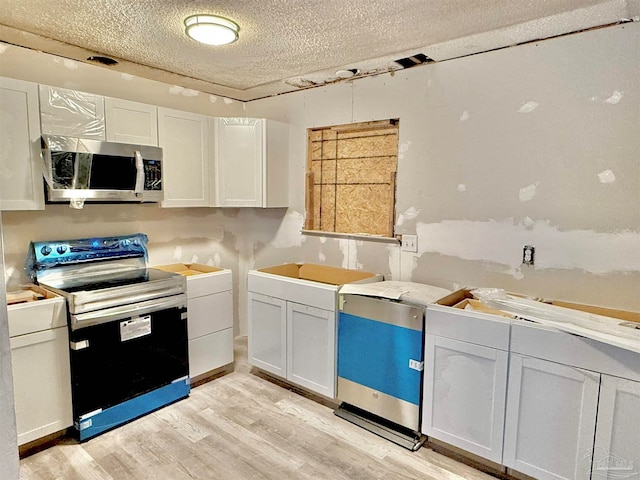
[402, 234, 418, 253]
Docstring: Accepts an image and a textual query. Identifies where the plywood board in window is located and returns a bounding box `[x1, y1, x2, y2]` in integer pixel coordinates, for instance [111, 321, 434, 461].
[310, 161, 322, 184]
[337, 135, 397, 159]
[320, 184, 336, 231]
[312, 184, 321, 229]
[335, 184, 391, 236]
[338, 127, 398, 139]
[322, 129, 338, 141]
[337, 157, 396, 184]
[309, 130, 322, 142]
[321, 159, 337, 184]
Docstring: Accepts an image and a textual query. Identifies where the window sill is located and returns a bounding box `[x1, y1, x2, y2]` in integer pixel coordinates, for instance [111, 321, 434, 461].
[301, 230, 400, 244]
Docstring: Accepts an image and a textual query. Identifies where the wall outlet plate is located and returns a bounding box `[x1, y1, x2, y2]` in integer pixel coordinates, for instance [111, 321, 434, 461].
[523, 245, 535, 265]
[402, 234, 418, 253]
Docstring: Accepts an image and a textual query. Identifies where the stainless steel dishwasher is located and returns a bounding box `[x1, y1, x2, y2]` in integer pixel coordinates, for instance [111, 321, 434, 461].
[335, 281, 451, 451]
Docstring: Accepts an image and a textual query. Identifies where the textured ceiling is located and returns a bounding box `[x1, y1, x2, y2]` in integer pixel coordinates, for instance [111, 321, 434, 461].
[0, 0, 638, 101]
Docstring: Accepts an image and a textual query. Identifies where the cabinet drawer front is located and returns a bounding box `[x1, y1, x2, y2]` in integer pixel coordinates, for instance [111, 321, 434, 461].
[511, 323, 640, 382]
[186, 271, 232, 298]
[426, 304, 511, 350]
[189, 328, 234, 378]
[188, 290, 233, 339]
[248, 271, 337, 311]
[8, 296, 67, 337]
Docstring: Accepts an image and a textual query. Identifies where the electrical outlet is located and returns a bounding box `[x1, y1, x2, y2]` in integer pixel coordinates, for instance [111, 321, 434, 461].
[523, 245, 535, 265]
[402, 234, 418, 253]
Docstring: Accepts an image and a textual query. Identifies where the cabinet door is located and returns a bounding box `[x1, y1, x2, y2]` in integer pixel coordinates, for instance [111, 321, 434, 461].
[423, 335, 508, 464]
[287, 301, 335, 398]
[0, 77, 44, 210]
[248, 292, 287, 377]
[39, 84, 105, 139]
[10, 327, 73, 445]
[105, 98, 158, 146]
[158, 108, 210, 207]
[214, 117, 264, 207]
[592, 375, 640, 479]
[503, 354, 599, 480]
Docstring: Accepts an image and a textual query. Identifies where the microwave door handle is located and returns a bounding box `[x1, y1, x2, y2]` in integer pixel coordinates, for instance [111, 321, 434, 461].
[134, 150, 144, 194]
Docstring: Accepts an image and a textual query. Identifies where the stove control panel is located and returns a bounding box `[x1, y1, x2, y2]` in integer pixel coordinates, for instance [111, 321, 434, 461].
[29, 234, 148, 268]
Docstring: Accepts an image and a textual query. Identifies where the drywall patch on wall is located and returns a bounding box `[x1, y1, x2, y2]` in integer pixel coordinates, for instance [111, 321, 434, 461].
[172, 245, 183, 260]
[63, 59, 78, 70]
[415, 219, 640, 277]
[598, 169, 616, 183]
[519, 183, 538, 202]
[318, 251, 326, 262]
[397, 206, 420, 227]
[457, 184, 467, 192]
[223, 98, 233, 105]
[266, 210, 306, 248]
[604, 90, 623, 104]
[338, 239, 350, 269]
[460, 110, 470, 121]
[518, 101, 539, 113]
[0, 44, 8, 54]
[121, 73, 133, 81]
[387, 243, 402, 280]
[398, 141, 411, 160]
[209, 95, 218, 103]
[190, 254, 199, 264]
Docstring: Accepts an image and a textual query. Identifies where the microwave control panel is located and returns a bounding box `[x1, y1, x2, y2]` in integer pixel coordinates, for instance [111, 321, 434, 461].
[143, 160, 162, 191]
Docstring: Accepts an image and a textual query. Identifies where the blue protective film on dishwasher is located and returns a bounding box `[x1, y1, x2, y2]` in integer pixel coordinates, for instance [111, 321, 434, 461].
[337, 312, 423, 405]
[25, 233, 149, 282]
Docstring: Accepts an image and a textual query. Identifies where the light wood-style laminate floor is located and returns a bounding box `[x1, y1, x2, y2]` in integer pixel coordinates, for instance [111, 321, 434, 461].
[19, 337, 495, 480]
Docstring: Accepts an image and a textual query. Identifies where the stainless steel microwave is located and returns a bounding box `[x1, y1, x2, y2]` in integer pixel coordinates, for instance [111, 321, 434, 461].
[41, 135, 163, 203]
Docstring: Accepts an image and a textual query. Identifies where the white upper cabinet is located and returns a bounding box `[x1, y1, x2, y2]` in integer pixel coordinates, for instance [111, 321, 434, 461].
[214, 117, 288, 208]
[158, 107, 211, 208]
[39, 84, 105, 140]
[105, 98, 158, 146]
[0, 77, 45, 210]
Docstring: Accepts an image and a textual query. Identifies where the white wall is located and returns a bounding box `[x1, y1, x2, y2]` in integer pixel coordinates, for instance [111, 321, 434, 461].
[0, 22, 638, 347]
[247, 22, 640, 312]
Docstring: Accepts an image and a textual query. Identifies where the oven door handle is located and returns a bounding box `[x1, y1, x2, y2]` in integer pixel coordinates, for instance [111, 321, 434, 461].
[70, 293, 187, 331]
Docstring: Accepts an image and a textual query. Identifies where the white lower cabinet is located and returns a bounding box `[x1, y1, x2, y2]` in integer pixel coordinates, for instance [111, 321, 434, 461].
[154, 264, 233, 379]
[592, 375, 640, 479]
[248, 292, 335, 397]
[422, 304, 510, 464]
[503, 354, 600, 480]
[8, 291, 72, 446]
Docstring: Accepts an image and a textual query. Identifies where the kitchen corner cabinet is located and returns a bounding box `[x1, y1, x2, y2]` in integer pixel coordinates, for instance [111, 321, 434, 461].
[8, 289, 73, 445]
[592, 375, 640, 479]
[214, 117, 288, 208]
[0, 77, 45, 210]
[248, 264, 381, 398]
[422, 304, 510, 464]
[105, 98, 158, 146]
[158, 108, 211, 207]
[154, 264, 233, 380]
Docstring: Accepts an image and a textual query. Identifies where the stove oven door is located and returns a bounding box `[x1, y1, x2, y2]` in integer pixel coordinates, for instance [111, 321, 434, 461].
[68, 294, 189, 440]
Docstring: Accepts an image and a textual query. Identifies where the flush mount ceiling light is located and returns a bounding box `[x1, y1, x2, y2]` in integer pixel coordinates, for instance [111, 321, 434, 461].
[184, 14, 239, 46]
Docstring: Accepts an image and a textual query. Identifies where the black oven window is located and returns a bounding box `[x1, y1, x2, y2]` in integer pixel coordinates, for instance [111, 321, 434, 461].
[89, 154, 136, 190]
